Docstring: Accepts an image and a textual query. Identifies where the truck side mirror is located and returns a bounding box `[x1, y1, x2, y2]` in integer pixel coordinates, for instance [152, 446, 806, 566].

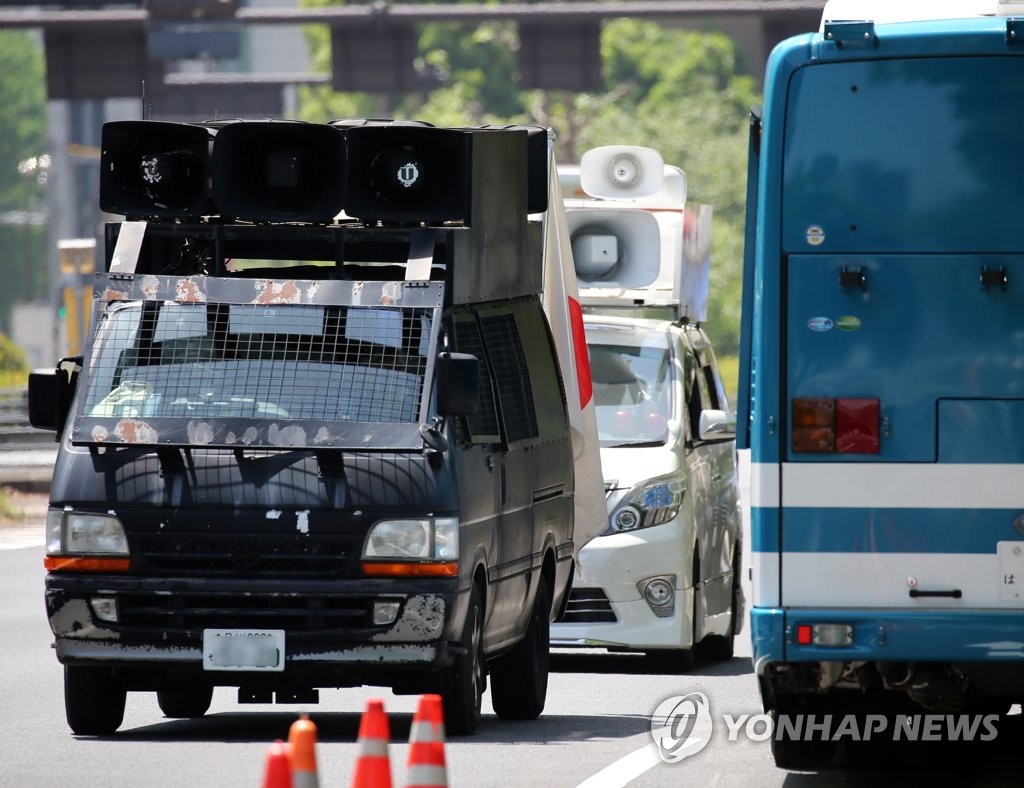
[28, 359, 80, 436]
[698, 409, 737, 442]
[436, 352, 479, 417]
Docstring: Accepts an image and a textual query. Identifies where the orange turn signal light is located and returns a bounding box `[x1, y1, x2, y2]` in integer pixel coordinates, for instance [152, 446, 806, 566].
[361, 561, 458, 577]
[44, 556, 131, 573]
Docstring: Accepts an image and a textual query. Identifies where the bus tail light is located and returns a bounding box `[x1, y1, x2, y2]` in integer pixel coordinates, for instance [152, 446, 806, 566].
[791, 397, 879, 454]
[794, 623, 853, 647]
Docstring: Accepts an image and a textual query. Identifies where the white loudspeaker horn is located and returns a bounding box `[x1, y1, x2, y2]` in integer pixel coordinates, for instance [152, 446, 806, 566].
[579, 146, 665, 200]
[567, 208, 662, 287]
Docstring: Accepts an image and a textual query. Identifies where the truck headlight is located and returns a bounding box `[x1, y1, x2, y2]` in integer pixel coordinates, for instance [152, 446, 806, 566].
[66, 513, 130, 554]
[607, 473, 685, 534]
[45, 509, 131, 573]
[362, 517, 459, 577]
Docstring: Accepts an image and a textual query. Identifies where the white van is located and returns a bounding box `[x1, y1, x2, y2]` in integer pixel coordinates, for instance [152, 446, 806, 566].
[551, 147, 744, 669]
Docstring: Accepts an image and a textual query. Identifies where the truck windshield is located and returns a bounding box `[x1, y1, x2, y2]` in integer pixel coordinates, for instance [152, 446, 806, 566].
[82, 300, 432, 426]
[588, 343, 672, 448]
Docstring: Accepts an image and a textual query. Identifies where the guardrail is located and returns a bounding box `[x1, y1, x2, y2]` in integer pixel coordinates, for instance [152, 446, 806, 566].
[0, 387, 57, 491]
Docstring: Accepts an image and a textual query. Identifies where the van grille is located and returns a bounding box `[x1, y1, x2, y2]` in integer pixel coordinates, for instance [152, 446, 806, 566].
[116, 591, 374, 632]
[135, 534, 355, 578]
[559, 588, 617, 623]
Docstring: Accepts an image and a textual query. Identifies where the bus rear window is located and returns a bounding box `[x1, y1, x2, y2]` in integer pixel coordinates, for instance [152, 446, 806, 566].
[782, 56, 1024, 253]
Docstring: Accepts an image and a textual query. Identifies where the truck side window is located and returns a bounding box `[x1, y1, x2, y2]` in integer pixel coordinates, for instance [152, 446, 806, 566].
[480, 313, 539, 444]
[452, 316, 501, 444]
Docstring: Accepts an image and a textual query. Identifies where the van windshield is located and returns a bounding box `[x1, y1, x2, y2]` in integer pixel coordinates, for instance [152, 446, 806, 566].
[75, 298, 435, 448]
[588, 343, 672, 448]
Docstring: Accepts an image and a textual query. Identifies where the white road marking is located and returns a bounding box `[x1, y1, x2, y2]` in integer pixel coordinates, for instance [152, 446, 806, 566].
[576, 741, 663, 788]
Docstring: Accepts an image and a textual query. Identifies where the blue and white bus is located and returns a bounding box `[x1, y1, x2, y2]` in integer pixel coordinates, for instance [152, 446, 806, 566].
[740, 0, 1024, 768]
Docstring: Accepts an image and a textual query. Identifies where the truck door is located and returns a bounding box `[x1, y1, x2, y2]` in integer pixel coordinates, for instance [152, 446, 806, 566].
[477, 304, 537, 643]
[451, 313, 502, 634]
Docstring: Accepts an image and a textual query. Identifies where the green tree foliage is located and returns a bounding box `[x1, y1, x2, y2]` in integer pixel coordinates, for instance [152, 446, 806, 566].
[0, 329, 28, 389]
[0, 30, 48, 323]
[297, 4, 756, 355]
[0, 331, 27, 375]
[0, 31, 46, 209]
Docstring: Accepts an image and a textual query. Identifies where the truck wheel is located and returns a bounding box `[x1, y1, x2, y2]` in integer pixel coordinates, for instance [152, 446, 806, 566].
[157, 685, 214, 718]
[490, 576, 550, 720]
[440, 583, 484, 735]
[65, 666, 127, 736]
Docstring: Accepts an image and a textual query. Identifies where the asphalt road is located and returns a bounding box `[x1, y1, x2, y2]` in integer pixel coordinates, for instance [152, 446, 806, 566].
[1, 457, 1020, 787]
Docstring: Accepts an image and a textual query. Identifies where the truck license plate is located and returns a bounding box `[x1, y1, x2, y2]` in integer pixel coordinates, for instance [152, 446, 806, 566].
[997, 542, 1024, 602]
[203, 629, 285, 672]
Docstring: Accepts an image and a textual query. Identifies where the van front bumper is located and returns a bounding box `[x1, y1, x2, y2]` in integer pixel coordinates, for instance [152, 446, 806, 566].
[552, 523, 696, 651]
[46, 573, 464, 672]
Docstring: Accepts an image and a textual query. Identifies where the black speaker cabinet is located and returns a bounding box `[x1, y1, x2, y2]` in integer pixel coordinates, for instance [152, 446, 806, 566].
[211, 120, 346, 223]
[343, 125, 529, 225]
[472, 124, 549, 214]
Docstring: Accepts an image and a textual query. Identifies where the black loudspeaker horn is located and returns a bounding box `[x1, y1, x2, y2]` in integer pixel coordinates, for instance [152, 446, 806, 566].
[100, 120, 214, 219]
[211, 120, 346, 223]
[344, 125, 527, 225]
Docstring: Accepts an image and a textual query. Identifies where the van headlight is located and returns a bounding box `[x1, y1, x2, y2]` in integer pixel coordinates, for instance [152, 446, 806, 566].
[361, 517, 459, 577]
[607, 473, 685, 533]
[45, 509, 131, 573]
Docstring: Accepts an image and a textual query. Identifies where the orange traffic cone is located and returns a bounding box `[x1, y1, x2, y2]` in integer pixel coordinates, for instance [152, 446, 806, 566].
[262, 740, 294, 788]
[405, 694, 447, 788]
[289, 714, 320, 788]
[352, 698, 393, 788]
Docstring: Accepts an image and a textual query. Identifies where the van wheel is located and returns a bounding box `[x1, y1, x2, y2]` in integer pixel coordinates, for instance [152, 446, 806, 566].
[65, 666, 126, 736]
[157, 685, 214, 718]
[491, 576, 551, 720]
[644, 647, 696, 673]
[701, 550, 740, 661]
[440, 583, 484, 735]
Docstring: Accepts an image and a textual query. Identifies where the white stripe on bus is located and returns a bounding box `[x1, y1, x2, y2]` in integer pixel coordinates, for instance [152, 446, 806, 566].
[752, 552, 780, 608]
[776, 551, 1022, 608]
[748, 463, 1024, 509]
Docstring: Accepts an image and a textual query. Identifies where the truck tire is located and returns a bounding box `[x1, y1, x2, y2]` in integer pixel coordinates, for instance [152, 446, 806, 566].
[440, 583, 484, 735]
[65, 666, 127, 736]
[157, 685, 214, 718]
[490, 576, 550, 720]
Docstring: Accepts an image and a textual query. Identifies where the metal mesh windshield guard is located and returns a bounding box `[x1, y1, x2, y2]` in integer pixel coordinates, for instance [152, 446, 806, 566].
[70, 274, 444, 450]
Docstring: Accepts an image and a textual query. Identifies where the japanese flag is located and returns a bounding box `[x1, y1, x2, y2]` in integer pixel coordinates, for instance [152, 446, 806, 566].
[542, 153, 607, 557]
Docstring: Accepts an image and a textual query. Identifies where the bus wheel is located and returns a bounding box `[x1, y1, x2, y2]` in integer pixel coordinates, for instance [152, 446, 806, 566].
[65, 666, 126, 736]
[770, 703, 835, 770]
